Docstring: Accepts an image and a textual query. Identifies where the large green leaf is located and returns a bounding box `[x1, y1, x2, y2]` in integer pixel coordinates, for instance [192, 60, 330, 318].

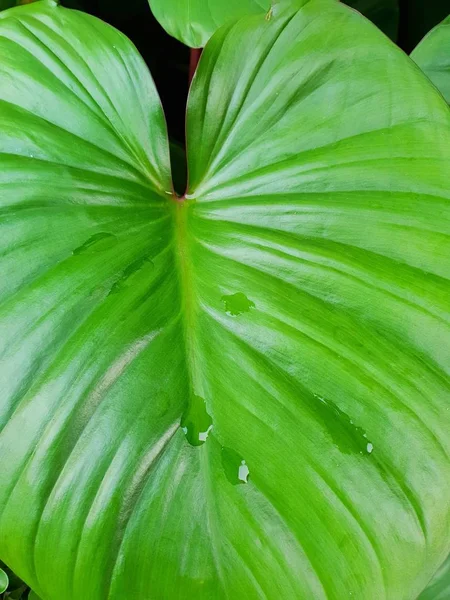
[0, 0, 449, 599]
[418, 554, 450, 600]
[149, 0, 270, 48]
[411, 16, 450, 104]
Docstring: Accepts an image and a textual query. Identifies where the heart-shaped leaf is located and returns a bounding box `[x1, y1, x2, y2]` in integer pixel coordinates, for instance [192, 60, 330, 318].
[0, 1, 449, 599]
[411, 16, 450, 104]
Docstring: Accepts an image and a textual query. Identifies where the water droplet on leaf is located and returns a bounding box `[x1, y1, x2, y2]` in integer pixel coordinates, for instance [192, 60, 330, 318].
[222, 447, 250, 485]
[181, 394, 213, 447]
[221, 293, 255, 317]
[314, 394, 373, 456]
[238, 460, 250, 483]
[109, 256, 154, 295]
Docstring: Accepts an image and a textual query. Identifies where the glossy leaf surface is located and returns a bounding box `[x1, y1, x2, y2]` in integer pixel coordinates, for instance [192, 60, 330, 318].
[149, 0, 269, 48]
[418, 554, 450, 600]
[411, 16, 450, 104]
[0, 1, 449, 599]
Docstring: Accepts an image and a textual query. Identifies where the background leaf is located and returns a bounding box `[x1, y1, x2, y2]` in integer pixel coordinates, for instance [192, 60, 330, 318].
[0, 570, 8, 594]
[148, 0, 270, 48]
[411, 15, 450, 104]
[148, 0, 401, 47]
[0, 562, 24, 593]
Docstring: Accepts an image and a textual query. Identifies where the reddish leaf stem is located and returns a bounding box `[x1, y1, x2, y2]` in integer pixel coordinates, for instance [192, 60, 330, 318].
[189, 48, 202, 84]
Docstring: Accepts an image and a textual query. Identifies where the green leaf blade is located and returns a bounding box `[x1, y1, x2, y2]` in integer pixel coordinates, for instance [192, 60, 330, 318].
[186, 0, 450, 598]
[0, 4, 179, 599]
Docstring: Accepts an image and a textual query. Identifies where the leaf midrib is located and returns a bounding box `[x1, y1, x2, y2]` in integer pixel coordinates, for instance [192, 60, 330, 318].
[172, 199, 198, 394]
